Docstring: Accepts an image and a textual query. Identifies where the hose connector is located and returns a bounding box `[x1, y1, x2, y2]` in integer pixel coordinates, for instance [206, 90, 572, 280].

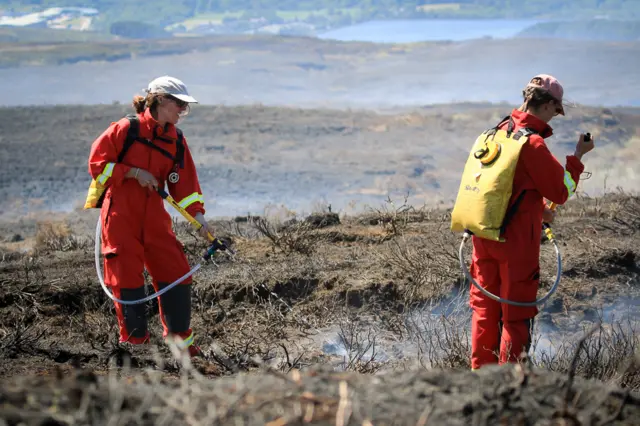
[543, 224, 555, 242]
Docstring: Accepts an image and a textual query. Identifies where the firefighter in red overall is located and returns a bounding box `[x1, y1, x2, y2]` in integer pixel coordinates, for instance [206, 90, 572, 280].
[85, 76, 211, 357]
[469, 75, 595, 369]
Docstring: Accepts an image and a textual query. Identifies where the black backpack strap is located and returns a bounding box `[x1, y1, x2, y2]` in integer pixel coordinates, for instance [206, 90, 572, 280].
[482, 115, 512, 139]
[116, 114, 140, 163]
[175, 128, 185, 169]
[513, 127, 537, 140]
[500, 190, 527, 235]
[133, 138, 176, 161]
[116, 116, 185, 177]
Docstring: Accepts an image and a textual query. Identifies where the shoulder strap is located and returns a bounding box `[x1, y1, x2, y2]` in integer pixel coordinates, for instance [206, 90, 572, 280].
[175, 128, 185, 169]
[116, 116, 185, 169]
[500, 190, 527, 235]
[116, 114, 139, 163]
[513, 127, 538, 140]
[483, 115, 511, 137]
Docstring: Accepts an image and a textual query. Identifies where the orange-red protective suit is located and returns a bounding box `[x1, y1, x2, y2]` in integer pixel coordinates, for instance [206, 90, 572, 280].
[469, 109, 584, 369]
[88, 108, 205, 352]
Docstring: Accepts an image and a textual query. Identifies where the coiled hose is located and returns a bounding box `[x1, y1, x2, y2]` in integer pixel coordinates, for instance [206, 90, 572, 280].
[458, 230, 562, 307]
[94, 217, 201, 305]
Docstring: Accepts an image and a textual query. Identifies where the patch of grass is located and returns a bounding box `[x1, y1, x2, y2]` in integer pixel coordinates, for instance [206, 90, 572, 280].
[0, 26, 114, 43]
[34, 221, 88, 253]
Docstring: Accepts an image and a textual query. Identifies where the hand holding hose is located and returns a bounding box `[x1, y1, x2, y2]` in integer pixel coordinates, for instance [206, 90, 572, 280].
[194, 212, 214, 240]
[542, 202, 558, 243]
[542, 206, 556, 224]
[129, 167, 159, 190]
[155, 188, 234, 260]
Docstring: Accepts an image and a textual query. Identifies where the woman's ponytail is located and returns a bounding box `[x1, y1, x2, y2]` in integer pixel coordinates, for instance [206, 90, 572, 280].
[132, 95, 146, 113]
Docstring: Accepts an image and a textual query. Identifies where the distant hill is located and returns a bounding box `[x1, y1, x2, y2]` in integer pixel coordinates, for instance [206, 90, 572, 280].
[2, 0, 640, 33]
[0, 26, 114, 43]
[517, 19, 640, 42]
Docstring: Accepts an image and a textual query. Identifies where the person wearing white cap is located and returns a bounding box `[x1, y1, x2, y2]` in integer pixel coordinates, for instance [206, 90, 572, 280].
[142, 75, 199, 122]
[84, 75, 209, 357]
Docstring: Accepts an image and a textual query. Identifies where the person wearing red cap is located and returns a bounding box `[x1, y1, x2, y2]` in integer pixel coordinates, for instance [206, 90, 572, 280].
[85, 75, 211, 357]
[468, 74, 595, 370]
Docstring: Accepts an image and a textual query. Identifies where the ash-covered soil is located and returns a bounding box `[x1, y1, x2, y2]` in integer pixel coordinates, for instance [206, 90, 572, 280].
[0, 190, 639, 425]
[1, 362, 639, 425]
[0, 102, 639, 425]
[0, 103, 638, 218]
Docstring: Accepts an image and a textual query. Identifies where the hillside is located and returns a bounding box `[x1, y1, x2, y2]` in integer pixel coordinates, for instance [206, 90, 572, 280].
[518, 19, 640, 42]
[2, 0, 640, 36]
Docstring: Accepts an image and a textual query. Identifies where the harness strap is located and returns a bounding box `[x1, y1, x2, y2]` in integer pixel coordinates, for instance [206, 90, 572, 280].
[116, 115, 185, 169]
[500, 190, 527, 235]
[117, 115, 140, 163]
[133, 137, 176, 161]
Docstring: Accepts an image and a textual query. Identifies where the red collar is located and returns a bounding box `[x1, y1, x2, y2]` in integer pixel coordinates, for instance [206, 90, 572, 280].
[141, 108, 177, 139]
[508, 109, 553, 139]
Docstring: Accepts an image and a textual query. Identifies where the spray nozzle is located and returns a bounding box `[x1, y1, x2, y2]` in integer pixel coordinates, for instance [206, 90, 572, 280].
[203, 238, 235, 261]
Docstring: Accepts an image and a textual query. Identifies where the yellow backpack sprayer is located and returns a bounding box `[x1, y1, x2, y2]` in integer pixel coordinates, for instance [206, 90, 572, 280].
[94, 188, 234, 305]
[451, 119, 591, 307]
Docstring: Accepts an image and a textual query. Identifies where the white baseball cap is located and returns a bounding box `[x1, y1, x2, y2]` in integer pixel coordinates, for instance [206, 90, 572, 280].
[145, 75, 198, 103]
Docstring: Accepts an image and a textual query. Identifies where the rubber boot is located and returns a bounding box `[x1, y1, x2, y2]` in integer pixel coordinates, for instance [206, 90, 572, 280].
[114, 286, 150, 344]
[157, 282, 201, 357]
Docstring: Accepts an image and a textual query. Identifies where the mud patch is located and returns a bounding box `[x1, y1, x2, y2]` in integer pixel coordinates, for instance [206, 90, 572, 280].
[44, 285, 108, 315]
[232, 278, 319, 305]
[337, 282, 402, 310]
[565, 249, 638, 279]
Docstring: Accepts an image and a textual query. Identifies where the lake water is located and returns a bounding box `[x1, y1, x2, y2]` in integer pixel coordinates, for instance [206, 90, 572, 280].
[318, 19, 541, 43]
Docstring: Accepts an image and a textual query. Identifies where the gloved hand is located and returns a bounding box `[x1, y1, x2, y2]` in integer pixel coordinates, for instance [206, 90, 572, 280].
[542, 207, 556, 224]
[129, 167, 158, 190]
[194, 212, 214, 240]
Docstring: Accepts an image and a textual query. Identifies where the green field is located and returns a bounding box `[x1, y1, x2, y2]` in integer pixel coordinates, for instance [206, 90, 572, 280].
[175, 8, 362, 30]
[0, 26, 115, 43]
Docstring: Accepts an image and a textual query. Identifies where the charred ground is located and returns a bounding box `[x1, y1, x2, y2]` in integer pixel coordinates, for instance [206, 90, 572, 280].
[0, 191, 639, 424]
[1, 103, 639, 218]
[0, 104, 639, 424]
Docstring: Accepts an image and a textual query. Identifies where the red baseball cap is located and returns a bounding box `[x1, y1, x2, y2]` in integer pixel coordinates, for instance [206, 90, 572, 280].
[526, 74, 565, 115]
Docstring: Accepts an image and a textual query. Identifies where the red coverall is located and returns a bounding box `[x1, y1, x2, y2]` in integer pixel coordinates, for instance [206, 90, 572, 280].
[88, 108, 205, 351]
[469, 109, 584, 369]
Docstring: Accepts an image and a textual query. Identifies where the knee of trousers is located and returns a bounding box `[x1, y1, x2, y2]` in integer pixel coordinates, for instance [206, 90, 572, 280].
[502, 318, 535, 353]
[118, 287, 149, 339]
[158, 282, 191, 333]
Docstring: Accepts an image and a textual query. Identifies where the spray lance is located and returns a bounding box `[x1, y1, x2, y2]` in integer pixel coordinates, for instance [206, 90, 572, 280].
[458, 133, 591, 307]
[94, 188, 235, 305]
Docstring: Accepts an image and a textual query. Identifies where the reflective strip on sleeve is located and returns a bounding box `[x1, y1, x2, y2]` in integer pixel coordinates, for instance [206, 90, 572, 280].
[96, 163, 115, 185]
[564, 170, 577, 197]
[181, 332, 195, 348]
[178, 192, 204, 209]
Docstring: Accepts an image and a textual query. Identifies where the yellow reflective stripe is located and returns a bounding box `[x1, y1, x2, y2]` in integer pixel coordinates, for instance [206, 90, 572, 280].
[564, 170, 576, 197]
[181, 332, 195, 348]
[96, 163, 115, 185]
[178, 192, 204, 209]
